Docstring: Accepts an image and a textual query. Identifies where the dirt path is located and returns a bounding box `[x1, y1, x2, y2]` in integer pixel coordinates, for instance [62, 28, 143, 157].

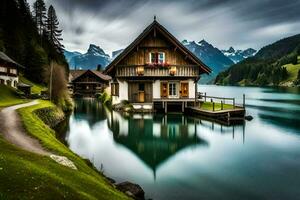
[0, 100, 49, 155]
[0, 101, 77, 169]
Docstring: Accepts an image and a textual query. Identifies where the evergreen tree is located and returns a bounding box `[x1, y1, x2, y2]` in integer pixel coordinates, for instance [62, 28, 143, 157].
[33, 0, 47, 36]
[47, 5, 64, 54]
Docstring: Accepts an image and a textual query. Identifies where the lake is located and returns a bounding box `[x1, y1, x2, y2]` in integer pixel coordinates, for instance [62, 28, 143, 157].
[59, 85, 300, 200]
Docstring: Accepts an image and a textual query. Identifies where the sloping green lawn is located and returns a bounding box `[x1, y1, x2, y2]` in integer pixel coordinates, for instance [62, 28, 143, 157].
[0, 85, 28, 107]
[19, 76, 46, 95]
[8, 100, 131, 200]
[0, 135, 130, 200]
[0, 100, 131, 200]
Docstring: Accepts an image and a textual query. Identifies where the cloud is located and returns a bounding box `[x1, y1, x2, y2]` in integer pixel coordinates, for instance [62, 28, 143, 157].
[28, 0, 300, 55]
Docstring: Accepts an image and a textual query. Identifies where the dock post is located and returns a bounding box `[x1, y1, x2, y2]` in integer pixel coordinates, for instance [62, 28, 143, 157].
[221, 101, 223, 110]
[213, 102, 215, 112]
[182, 102, 184, 112]
[204, 92, 206, 102]
[165, 101, 168, 113]
[243, 94, 245, 108]
[233, 98, 235, 109]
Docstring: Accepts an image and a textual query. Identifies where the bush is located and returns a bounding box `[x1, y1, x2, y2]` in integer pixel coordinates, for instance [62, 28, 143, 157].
[98, 91, 112, 107]
[34, 106, 65, 128]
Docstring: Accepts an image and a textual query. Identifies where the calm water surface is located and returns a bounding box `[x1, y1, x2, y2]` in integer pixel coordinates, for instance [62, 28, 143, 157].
[61, 85, 300, 200]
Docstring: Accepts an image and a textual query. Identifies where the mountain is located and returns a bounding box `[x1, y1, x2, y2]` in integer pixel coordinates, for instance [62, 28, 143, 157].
[215, 34, 300, 86]
[222, 47, 257, 63]
[112, 49, 124, 59]
[66, 44, 111, 70]
[64, 50, 81, 63]
[182, 39, 234, 83]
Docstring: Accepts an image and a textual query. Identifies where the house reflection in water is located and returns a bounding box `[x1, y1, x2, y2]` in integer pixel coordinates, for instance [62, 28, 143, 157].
[73, 98, 108, 125]
[107, 111, 208, 178]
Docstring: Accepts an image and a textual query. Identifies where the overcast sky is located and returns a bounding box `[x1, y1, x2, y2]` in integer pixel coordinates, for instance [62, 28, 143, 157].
[28, 0, 300, 56]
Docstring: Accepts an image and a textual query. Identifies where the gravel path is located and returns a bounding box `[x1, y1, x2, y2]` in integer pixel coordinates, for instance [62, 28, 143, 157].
[0, 100, 49, 155]
[0, 101, 77, 169]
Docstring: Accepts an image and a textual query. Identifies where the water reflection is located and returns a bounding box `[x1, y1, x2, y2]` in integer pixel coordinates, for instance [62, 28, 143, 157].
[73, 98, 107, 125]
[61, 86, 300, 200]
[108, 112, 209, 177]
[64, 98, 246, 177]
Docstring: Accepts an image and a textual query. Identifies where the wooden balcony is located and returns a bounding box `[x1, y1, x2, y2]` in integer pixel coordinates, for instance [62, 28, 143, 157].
[116, 65, 199, 77]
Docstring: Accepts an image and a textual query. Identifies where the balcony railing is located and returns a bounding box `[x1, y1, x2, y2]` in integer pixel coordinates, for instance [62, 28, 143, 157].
[116, 65, 199, 77]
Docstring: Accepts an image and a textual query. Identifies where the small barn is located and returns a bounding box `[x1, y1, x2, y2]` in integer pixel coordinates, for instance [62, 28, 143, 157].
[69, 70, 111, 97]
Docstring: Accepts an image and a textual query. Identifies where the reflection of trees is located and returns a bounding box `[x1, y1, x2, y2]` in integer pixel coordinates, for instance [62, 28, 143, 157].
[108, 113, 208, 178]
[73, 98, 107, 126]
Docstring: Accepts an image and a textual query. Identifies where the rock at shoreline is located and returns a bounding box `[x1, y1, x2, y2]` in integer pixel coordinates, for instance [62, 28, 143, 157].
[245, 115, 253, 121]
[116, 181, 145, 200]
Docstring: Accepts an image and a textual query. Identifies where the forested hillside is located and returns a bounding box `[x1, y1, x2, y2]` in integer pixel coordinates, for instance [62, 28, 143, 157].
[0, 0, 68, 83]
[215, 34, 300, 86]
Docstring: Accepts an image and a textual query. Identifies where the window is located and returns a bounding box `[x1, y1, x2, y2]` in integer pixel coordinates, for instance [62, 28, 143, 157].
[150, 52, 165, 64]
[169, 82, 177, 97]
[9, 69, 17, 74]
[138, 83, 145, 91]
[158, 53, 164, 64]
[111, 82, 119, 96]
[0, 67, 7, 73]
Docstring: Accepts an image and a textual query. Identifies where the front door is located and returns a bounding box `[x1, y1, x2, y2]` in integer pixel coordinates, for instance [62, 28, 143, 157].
[138, 83, 145, 103]
[180, 82, 189, 98]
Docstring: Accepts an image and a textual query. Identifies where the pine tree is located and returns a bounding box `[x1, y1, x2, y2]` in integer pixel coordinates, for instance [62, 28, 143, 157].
[33, 0, 46, 36]
[47, 5, 64, 53]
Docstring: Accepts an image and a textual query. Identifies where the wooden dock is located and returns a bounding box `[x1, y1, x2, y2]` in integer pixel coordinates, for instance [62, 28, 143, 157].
[187, 106, 245, 123]
[186, 93, 246, 122]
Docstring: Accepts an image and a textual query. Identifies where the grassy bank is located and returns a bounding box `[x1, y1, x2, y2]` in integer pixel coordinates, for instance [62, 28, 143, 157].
[0, 100, 131, 200]
[19, 76, 46, 95]
[0, 85, 28, 108]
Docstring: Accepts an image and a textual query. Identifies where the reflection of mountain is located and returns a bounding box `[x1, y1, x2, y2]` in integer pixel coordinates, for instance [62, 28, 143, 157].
[107, 113, 208, 175]
[73, 98, 107, 125]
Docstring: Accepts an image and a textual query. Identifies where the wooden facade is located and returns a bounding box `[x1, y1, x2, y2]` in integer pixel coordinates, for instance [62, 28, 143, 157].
[70, 70, 111, 97]
[105, 18, 211, 112]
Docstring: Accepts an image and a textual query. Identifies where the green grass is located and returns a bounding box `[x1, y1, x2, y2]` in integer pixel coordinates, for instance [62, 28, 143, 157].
[284, 62, 300, 82]
[19, 76, 46, 94]
[0, 85, 29, 108]
[200, 101, 234, 111]
[0, 100, 131, 200]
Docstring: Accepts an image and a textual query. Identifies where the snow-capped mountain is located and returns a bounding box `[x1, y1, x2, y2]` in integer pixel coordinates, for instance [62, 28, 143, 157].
[222, 47, 257, 63]
[64, 44, 111, 70]
[112, 49, 124, 59]
[64, 50, 81, 63]
[182, 39, 234, 83]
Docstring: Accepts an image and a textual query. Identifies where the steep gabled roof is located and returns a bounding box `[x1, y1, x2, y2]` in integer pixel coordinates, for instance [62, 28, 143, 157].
[70, 69, 111, 82]
[0, 51, 25, 68]
[105, 19, 211, 74]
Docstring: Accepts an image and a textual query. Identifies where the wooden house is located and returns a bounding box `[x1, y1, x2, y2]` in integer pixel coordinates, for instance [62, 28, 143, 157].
[105, 18, 211, 112]
[69, 70, 111, 97]
[0, 51, 24, 88]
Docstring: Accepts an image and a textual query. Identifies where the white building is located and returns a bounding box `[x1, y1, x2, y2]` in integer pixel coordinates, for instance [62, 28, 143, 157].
[105, 19, 211, 112]
[0, 51, 24, 88]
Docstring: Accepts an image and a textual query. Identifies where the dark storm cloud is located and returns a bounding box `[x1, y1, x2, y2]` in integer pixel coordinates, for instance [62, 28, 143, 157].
[29, 0, 300, 54]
